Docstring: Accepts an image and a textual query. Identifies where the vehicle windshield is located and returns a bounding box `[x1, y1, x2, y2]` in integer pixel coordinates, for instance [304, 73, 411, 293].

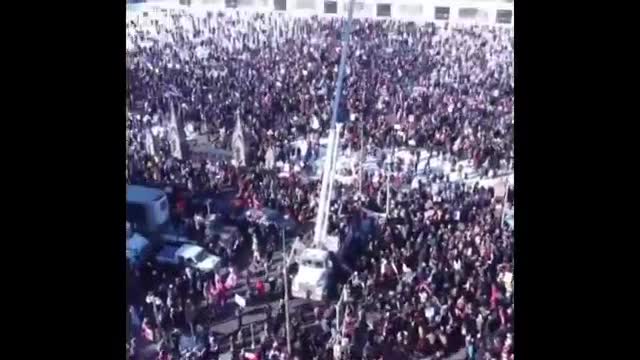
[192, 249, 209, 263]
[302, 259, 325, 269]
[156, 221, 177, 234]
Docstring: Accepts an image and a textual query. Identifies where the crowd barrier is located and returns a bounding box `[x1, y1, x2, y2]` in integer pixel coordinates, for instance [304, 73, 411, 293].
[128, 0, 513, 27]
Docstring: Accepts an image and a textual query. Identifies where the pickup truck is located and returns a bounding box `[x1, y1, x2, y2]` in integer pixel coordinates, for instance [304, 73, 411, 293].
[155, 243, 222, 274]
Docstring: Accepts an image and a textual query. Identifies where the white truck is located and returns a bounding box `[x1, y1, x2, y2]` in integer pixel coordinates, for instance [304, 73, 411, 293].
[155, 243, 222, 274]
[290, 216, 374, 302]
[126, 185, 170, 234]
[291, 248, 335, 301]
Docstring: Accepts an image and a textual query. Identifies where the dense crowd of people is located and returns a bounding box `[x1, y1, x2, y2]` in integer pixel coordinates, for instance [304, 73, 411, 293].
[126, 8, 514, 360]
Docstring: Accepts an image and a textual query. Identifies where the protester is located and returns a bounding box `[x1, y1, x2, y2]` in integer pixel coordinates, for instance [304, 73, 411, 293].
[126, 8, 514, 360]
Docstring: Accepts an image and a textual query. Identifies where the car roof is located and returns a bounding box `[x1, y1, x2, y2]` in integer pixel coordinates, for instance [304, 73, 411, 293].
[301, 248, 329, 262]
[157, 246, 179, 259]
[127, 185, 167, 204]
[176, 244, 204, 258]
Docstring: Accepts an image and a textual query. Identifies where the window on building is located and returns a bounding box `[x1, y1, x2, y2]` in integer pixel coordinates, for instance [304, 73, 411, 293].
[324, 0, 337, 14]
[434, 6, 450, 20]
[376, 3, 391, 17]
[496, 9, 513, 24]
[274, 0, 287, 11]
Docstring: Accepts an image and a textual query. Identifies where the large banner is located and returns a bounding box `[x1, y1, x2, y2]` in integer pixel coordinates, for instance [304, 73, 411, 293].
[168, 101, 184, 160]
[232, 115, 246, 167]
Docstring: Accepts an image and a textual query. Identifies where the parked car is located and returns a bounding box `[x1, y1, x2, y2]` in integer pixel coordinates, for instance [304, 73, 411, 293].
[155, 243, 222, 274]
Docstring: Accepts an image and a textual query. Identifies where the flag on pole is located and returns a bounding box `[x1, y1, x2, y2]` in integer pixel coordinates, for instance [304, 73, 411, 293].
[232, 112, 246, 167]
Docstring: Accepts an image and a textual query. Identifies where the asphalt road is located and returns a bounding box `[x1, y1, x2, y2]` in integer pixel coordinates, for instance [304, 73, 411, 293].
[207, 247, 321, 355]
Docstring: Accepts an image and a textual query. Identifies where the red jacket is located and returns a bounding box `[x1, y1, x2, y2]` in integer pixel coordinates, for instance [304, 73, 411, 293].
[491, 284, 500, 309]
[255, 280, 265, 296]
[176, 199, 187, 215]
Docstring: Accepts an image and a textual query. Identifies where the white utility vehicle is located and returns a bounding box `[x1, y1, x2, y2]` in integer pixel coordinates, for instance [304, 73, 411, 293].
[291, 248, 335, 301]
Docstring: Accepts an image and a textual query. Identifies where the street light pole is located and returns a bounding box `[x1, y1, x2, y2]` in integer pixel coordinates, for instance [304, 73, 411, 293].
[282, 227, 292, 355]
[386, 137, 396, 217]
[359, 121, 364, 195]
[500, 177, 511, 230]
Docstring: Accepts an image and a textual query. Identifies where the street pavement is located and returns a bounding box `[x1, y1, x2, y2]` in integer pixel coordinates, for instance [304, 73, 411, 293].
[207, 246, 321, 355]
[209, 250, 469, 360]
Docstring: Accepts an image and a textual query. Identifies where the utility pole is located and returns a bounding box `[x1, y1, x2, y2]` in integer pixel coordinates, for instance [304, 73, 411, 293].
[336, 284, 342, 338]
[386, 137, 396, 217]
[250, 323, 255, 349]
[359, 121, 364, 194]
[282, 227, 291, 355]
[500, 177, 511, 230]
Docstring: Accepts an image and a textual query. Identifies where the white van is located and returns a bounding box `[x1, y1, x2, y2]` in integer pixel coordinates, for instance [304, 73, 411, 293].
[127, 185, 170, 233]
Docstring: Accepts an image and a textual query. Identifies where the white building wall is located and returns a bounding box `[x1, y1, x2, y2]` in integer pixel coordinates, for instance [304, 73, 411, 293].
[129, 0, 514, 27]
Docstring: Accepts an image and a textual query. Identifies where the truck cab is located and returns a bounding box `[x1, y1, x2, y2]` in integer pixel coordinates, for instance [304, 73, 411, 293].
[291, 248, 334, 301]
